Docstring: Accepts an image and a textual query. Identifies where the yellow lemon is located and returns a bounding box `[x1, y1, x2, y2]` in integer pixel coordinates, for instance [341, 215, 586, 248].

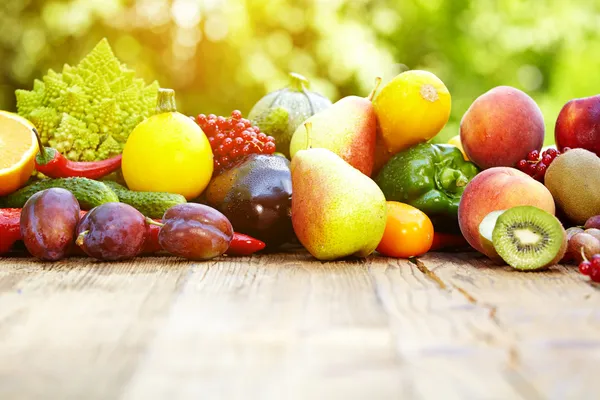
[373, 70, 451, 154]
[122, 89, 213, 200]
[447, 134, 469, 161]
[0, 111, 38, 196]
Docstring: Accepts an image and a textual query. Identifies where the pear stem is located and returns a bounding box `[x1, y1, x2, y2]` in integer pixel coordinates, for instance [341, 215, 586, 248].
[367, 77, 383, 102]
[304, 122, 313, 150]
[156, 88, 177, 115]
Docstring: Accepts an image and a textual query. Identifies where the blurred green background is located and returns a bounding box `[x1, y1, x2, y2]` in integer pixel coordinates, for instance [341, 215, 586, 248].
[1, 0, 600, 145]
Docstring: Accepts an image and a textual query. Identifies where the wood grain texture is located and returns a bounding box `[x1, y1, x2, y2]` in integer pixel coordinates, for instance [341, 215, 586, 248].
[0, 252, 597, 400]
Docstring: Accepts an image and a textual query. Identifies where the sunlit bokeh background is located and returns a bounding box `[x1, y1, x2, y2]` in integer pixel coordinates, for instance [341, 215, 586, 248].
[2, 0, 600, 144]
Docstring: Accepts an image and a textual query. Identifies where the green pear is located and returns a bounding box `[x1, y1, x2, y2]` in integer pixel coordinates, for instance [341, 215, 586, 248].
[289, 79, 381, 177]
[290, 127, 387, 260]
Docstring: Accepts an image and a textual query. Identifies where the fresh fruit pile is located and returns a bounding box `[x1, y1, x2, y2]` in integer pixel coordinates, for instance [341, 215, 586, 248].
[195, 111, 276, 174]
[4, 37, 600, 277]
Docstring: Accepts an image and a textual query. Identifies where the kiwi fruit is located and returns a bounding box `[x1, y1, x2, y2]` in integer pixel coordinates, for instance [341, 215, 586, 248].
[492, 206, 567, 270]
[545, 148, 600, 225]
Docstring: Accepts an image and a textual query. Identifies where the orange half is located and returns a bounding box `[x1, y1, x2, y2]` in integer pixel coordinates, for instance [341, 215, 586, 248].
[0, 111, 38, 196]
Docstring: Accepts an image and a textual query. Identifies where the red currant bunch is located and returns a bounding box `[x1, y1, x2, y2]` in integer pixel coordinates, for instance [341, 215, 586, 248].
[516, 147, 568, 182]
[195, 110, 276, 174]
[579, 253, 600, 283]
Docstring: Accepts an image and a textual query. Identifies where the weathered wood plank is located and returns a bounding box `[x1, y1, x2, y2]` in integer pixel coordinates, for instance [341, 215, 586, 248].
[0, 257, 190, 400]
[420, 252, 600, 399]
[0, 252, 595, 400]
[122, 253, 522, 400]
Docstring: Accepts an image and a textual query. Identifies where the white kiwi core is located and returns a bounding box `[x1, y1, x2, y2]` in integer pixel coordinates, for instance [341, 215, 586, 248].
[513, 229, 542, 245]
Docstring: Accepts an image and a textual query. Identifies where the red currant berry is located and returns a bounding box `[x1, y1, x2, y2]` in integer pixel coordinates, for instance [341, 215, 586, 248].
[242, 130, 253, 140]
[264, 141, 276, 154]
[234, 122, 245, 132]
[230, 148, 241, 158]
[234, 137, 244, 146]
[591, 255, 600, 270]
[222, 137, 233, 152]
[221, 155, 230, 165]
[546, 148, 558, 158]
[580, 261, 592, 275]
[527, 150, 540, 162]
[257, 132, 267, 142]
[208, 114, 217, 120]
[196, 114, 207, 123]
[216, 116, 226, 125]
[517, 159, 528, 171]
[266, 136, 275, 143]
[231, 110, 242, 119]
[208, 136, 215, 146]
[535, 162, 547, 174]
[590, 267, 600, 283]
[242, 144, 252, 155]
[542, 155, 552, 165]
[215, 133, 226, 143]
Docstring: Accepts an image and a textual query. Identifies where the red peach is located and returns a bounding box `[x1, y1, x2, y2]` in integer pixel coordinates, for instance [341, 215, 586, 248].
[460, 86, 545, 169]
[458, 167, 556, 259]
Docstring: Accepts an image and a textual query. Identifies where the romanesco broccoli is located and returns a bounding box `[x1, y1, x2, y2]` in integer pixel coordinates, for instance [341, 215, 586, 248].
[16, 38, 160, 161]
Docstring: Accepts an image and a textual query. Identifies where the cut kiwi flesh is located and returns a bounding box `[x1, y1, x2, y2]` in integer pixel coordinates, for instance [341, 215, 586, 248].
[492, 206, 566, 270]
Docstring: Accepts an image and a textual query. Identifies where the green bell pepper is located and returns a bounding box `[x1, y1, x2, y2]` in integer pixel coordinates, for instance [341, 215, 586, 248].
[375, 143, 480, 233]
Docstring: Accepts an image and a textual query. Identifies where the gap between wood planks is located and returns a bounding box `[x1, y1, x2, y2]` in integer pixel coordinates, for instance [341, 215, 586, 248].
[408, 255, 544, 400]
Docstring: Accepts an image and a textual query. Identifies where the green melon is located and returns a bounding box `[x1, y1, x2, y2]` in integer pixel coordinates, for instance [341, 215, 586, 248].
[248, 73, 332, 158]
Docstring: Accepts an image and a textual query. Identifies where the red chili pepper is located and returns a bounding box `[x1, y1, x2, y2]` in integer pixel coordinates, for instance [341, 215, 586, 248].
[143, 221, 163, 255]
[430, 231, 471, 252]
[0, 209, 23, 254]
[226, 232, 266, 256]
[33, 128, 122, 179]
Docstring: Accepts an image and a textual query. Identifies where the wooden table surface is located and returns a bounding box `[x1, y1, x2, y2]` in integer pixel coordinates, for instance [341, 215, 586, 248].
[0, 251, 598, 400]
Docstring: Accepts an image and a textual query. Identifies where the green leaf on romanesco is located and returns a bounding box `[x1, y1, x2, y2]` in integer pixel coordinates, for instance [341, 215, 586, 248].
[15, 38, 159, 162]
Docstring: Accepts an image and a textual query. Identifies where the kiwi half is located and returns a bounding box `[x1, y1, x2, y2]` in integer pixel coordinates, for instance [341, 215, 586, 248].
[492, 206, 567, 270]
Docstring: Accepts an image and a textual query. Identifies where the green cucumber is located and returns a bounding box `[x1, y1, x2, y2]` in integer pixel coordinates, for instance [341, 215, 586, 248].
[102, 181, 186, 218]
[0, 178, 119, 209]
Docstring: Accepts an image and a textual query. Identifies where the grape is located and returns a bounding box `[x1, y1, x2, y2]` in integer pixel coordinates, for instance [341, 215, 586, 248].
[158, 203, 233, 260]
[569, 232, 600, 264]
[20, 188, 81, 261]
[75, 202, 147, 261]
[584, 215, 600, 230]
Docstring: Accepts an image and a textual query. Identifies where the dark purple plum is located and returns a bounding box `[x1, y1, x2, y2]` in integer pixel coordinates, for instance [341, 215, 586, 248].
[158, 203, 233, 260]
[20, 188, 80, 261]
[75, 202, 146, 261]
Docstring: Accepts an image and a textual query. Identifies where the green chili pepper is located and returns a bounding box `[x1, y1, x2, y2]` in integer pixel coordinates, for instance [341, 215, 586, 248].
[375, 143, 480, 233]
